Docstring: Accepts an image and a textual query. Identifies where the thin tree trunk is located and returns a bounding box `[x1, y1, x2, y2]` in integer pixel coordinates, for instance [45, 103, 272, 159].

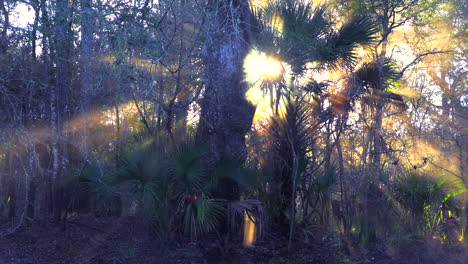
[80, 0, 95, 152]
[0, 0, 9, 54]
[114, 104, 120, 166]
[288, 136, 299, 251]
[6, 141, 16, 220]
[53, 0, 73, 224]
[27, 143, 37, 221]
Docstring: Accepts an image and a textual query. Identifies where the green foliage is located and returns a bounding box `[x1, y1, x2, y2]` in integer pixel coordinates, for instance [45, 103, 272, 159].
[264, 95, 315, 231]
[84, 139, 220, 238]
[353, 59, 400, 91]
[317, 166, 337, 195]
[82, 164, 122, 216]
[268, 96, 312, 201]
[343, 58, 406, 111]
[252, 0, 377, 74]
[323, 16, 377, 69]
[270, 96, 312, 161]
[391, 171, 465, 233]
[183, 197, 225, 239]
[170, 140, 208, 195]
[84, 137, 266, 240]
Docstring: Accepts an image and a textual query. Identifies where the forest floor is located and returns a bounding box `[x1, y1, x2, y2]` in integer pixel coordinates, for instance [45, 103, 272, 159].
[0, 216, 466, 264]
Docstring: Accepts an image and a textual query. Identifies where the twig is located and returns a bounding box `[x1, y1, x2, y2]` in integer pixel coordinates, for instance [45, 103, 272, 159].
[399, 50, 450, 77]
[427, 159, 464, 181]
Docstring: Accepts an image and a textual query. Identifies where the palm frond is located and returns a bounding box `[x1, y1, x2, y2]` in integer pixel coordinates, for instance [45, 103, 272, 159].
[82, 165, 119, 197]
[113, 144, 163, 185]
[317, 165, 338, 195]
[354, 59, 400, 90]
[389, 170, 462, 232]
[183, 197, 225, 238]
[227, 199, 266, 239]
[321, 16, 377, 69]
[82, 164, 124, 216]
[170, 140, 207, 194]
[334, 58, 403, 112]
[270, 96, 313, 160]
[278, 1, 327, 43]
[252, 0, 328, 74]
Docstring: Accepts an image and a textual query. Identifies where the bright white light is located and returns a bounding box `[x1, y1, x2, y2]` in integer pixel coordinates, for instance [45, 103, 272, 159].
[244, 50, 283, 84]
[13, 3, 35, 29]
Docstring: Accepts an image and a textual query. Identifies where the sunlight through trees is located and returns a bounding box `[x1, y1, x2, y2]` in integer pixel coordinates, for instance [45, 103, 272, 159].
[0, 1, 466, 263]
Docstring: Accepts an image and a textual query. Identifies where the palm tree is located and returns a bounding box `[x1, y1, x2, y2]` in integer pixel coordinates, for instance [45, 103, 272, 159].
[267, 96, 311, 234]
[337, 58, 407, 244]
[251, 0, 378, 240]
[252, 0, 377, 74]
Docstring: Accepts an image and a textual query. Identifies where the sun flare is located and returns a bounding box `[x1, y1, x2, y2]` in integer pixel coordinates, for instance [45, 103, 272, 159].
[243, 212, 257, 247]
[243, 49, 284, 112]
[244, 50, 283, 84]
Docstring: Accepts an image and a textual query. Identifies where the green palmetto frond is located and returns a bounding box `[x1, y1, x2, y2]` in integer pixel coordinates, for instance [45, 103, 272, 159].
[389, 171, 466, 232]
[316, 165, 337, 195]
[83, 136, 266, 238]
[392, 171, 445, 214]
[353, 59, 400, 91]
[276, 1, 327, 66]
[267, 96, 313, 228]
[321, 16, 378, 69]
[270, 96, 313, 161]
[115, 148, 163, 184]
[170, 140, 208, 195]
[338, 58, 405, 112]
[82, 165, 116, 196]
[251, 0, 376, 74]
[81, 164, 125, 216]
[252, 0, 327, 74]
[183, 196, 225, 238]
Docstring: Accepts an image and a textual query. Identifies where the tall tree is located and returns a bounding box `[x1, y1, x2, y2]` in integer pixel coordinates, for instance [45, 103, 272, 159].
[0, 0, 9, 54]
[251, 0, 378, 238]
[197, 0, 255, 200]
[80, 0, 95, 151]
[333, 0, 441, 243]
[52, 0, 73, 222]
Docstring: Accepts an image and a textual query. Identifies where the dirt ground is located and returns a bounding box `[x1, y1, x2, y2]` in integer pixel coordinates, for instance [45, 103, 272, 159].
[0, 216, 466, 264]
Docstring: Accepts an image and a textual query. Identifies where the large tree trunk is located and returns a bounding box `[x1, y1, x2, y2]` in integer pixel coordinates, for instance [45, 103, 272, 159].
[197, 0, 255, 200]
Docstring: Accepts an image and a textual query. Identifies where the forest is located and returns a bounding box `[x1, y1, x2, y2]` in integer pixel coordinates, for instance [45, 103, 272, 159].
[0, 0, 466, 263]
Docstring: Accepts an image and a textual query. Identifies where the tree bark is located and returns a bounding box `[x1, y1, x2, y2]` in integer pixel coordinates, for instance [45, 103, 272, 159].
[197, 0, 255, 177]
